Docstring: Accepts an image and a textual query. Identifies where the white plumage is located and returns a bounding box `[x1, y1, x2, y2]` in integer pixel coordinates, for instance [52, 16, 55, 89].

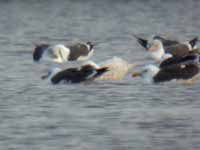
[84, 57, 137, 81]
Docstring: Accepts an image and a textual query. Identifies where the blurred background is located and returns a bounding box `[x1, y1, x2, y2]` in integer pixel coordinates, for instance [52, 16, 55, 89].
[0, 0, 200, 150]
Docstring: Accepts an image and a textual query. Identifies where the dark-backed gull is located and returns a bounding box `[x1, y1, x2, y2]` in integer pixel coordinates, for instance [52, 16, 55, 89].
[33, 42, 94, 63]
[132, 59, 200, 84]
[41, 64, 108, 84]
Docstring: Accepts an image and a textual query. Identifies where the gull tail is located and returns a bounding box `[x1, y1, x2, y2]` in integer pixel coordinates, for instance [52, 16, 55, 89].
[132, 34, 149, 49]
[95, 67, 109, 78]
[189, 36, 199, 49]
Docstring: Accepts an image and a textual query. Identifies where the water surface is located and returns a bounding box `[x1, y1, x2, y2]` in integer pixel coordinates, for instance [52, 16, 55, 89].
[0, 0, 200, 150]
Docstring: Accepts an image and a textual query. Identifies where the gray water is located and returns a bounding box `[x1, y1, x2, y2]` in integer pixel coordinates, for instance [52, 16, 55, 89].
[0, 0, 200, 150]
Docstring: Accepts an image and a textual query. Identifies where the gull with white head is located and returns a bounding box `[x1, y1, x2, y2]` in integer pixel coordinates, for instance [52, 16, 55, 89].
[132, 60, 200, 84]
[33, 41, 95, 63]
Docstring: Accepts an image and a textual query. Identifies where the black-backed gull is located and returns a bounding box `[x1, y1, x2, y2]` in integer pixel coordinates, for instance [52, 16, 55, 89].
[132, 61, 200, 84]
[133, 34, 198, 50]
[33, 42, 94, 63]
[41, 64, 108, 84]
[145, 38, 199, 62]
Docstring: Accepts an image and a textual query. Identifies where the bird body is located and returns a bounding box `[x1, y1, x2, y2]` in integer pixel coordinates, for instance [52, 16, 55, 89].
[132, 58, 200, 83]
[33, 42, 94, 63]
[41, 65, 108, 84]
[134, 34, 198, 50]
[84, 57, 137, 81]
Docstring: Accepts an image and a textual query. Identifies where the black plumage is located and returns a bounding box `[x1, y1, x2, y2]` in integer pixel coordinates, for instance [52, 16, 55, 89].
[134, 35, 198, 54]
[68, 42, 94, 61]
[159, 54, 199, 69]
[51, 65, 108, 84]
[153, 35, 179, 48]
[134, 35, 179, 49]
[133, 35, 149, 49]
[163, 37, 198, 57]
[154, 63, 199, 83]
[165, 44, 192, 57]
[189, 36, 199, 48]
[33, 44, 49, 62]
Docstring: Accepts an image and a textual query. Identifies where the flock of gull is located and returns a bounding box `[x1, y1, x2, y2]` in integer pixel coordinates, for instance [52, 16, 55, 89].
[32, 34, 200, 85]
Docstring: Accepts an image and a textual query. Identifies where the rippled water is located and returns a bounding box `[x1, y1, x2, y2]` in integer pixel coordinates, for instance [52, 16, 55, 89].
[0, 0, 200, 149]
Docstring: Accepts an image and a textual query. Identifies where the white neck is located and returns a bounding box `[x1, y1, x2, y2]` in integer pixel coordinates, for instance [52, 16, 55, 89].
[149, 48, 164, 62]
[142, 65, 160, 83]
[52, 44, 70, 63]
[86, 44, 91, 51]
[184, 42, 193, 51]
[149, 40, 165, 61]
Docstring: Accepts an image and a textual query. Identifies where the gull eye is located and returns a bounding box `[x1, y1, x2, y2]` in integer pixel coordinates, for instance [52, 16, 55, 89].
[143, 70, 148, 73]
